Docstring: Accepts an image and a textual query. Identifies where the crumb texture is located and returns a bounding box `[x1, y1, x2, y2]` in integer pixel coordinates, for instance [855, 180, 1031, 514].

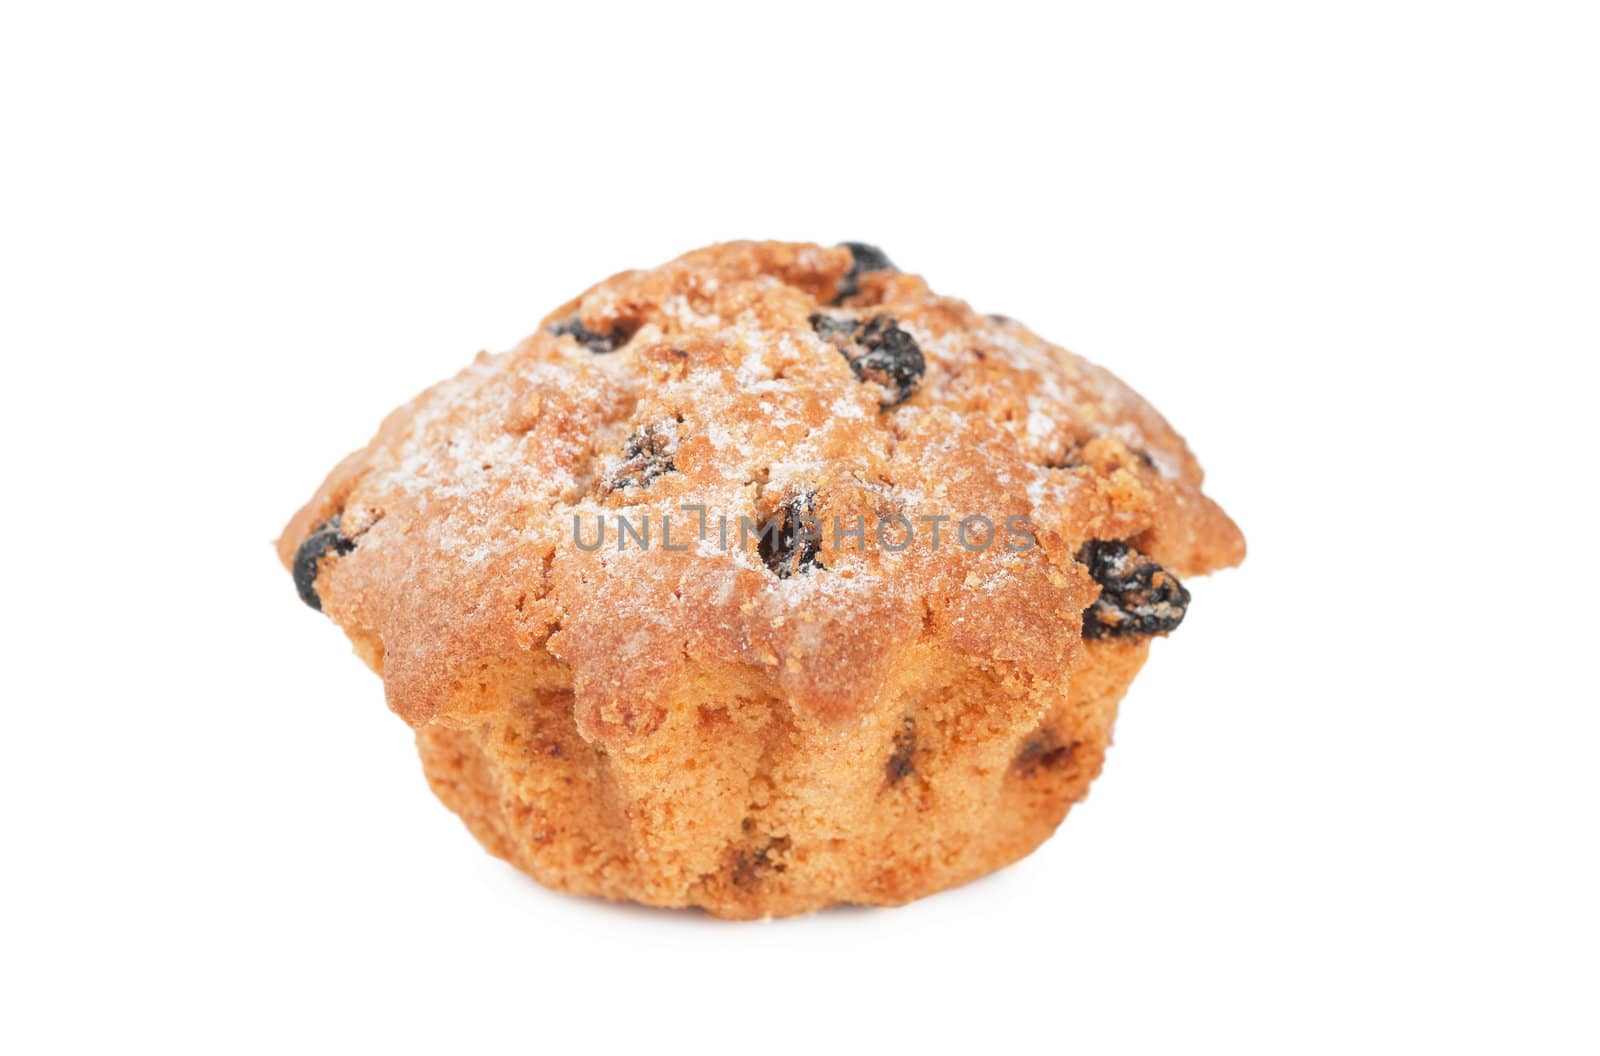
[278, 241, 1244, 918]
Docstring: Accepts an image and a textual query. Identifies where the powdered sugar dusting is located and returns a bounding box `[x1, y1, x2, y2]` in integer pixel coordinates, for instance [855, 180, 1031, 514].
[289, 241, 1240, 739]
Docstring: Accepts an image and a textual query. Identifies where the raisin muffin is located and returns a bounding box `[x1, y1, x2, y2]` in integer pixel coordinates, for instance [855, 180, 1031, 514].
[277, 241, 1244, 918]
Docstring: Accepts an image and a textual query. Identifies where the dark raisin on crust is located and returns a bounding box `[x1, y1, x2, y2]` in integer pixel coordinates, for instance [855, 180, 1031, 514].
[548, 315, 633, 354]
[808, 313, 925, 407]
[809, 313, 859, 344]
[1013, 730, 1079, 777]
[730, 838, 790, 888]
[1077, 540, 1190, 638]
[833, 241, 897, 303]
[886, 717, 917, 784]
[606, 421, 678, 490]
[853, 317, 925, 404]
[757, 491, 823, 578]
[293, 515, 356, 612]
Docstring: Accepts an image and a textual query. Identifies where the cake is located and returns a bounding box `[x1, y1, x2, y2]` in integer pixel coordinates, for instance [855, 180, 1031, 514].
[277, 240, 1245, 918]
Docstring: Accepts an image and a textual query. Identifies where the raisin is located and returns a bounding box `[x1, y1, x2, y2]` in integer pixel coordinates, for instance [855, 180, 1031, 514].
[886, 717, 917, 784]
[808, 313, 925, 407]
[607, 421, 678, 490]
[809, 313, 859, 344]
[852, 317, 926, 403]
[1014, 730, 1079, 777]
[1077, 540, 1190, 638]
[834, 241, 897, 303]
[729, 838, 789, 887]
[292, 514, 356, 612]
[757, 491, 822, 578]
[548, 315, 632, 354]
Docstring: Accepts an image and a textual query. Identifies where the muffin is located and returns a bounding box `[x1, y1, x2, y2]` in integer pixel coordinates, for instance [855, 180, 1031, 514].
[277, 240, 1244, 918]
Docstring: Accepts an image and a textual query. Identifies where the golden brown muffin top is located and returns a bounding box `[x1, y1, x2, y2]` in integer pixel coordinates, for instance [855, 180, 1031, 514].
[278, 241, 1243, 742]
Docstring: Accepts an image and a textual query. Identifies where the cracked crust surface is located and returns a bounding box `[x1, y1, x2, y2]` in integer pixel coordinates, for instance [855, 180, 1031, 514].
[277, 240, 1244, 918]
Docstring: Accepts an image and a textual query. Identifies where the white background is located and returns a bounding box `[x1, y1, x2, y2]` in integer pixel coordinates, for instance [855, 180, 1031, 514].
[3, 2, 1596, 1052]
